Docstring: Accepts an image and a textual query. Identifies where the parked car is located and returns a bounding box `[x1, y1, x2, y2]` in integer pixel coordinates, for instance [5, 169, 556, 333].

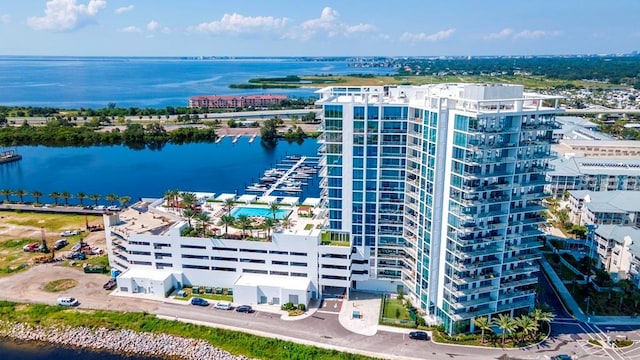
[103, 278, 117, 290]
[83, 205, 94, 210]
[95, 205, 105, 211]
[83, 265, 107, 274]
[408, 331, 429, 340]
[60, 230, 78, 237]
[53, 239, 68, 250]
[107, 205, 121, 212]
[190, 297, 209, 307]
[66, 252, 87, 260]
[91, 247, 104, 255]
[552, 356, 572, 360]
[214, 301, 232, 310]
[56, 296, 79, 306]
[235, 305, 253, 313]
[22, 243, 39, 252]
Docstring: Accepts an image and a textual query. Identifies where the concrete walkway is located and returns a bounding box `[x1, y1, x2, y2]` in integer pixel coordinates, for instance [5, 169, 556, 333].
[336, 292, 417, 336]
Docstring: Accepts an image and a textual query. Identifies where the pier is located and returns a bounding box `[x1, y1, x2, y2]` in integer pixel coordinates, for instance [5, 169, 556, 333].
[245, 155, 319, 198]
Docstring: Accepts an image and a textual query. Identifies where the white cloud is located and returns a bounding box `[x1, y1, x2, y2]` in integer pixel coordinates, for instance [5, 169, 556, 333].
[483, 28, 513, 40]
[147, 20, 160, 31]
[513, 29, 560, 39]
[400, 28, 455, 42]
[1, 14, 11, 25]
[289, 7, 375, 40]
[120, 25, 140, 33]
[28, 0, 106, 31]
[115, 5, 134, 14]
[190, 13, 289, 34]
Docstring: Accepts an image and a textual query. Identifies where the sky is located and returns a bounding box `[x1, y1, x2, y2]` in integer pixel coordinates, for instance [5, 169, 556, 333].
[0, 0, 639, 57]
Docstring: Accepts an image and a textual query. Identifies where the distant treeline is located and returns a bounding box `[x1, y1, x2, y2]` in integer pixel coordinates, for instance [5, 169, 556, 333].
[397, 56, 640, 88]
[0, 118, 218, 150]
[0, 97, 318, 118]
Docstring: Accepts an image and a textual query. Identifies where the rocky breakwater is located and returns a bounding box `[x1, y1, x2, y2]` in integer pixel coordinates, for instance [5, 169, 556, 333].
[0, 321, 254, 360]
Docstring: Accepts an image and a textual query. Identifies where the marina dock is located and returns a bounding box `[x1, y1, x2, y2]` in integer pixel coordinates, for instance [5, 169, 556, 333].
[245, 155, 319, 197]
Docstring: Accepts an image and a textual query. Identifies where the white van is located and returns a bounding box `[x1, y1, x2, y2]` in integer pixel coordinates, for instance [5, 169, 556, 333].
[214, 301, 232, 310]
[56, 296, 79, 306]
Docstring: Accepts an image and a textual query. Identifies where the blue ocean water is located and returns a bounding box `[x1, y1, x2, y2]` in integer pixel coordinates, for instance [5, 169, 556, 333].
[0, 139, 320, 204]
[0, 56, 393, 109]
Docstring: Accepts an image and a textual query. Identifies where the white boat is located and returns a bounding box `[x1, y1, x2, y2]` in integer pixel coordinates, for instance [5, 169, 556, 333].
[249, 134, 257, 143]
[232, 135, 241, 143]
[215, 135, 225, 143]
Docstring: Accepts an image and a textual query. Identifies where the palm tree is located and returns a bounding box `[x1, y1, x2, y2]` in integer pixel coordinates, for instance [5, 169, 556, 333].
[280, 216, 294, 230]
[49, 191, 60, 205]
[0, 189, 12, 202]
[183, 209, 195, 227]
[13, 189, 27, 204]
[493, 314, 516, 345]
[60, 192, 72, 206]
[105, 193, 118, 205]
[220, 214, 235, 235]
[164, 189, 180, 210]
[269, 202, 280, 220]
[119, 196, 131, 208]
[515, 315, 537, 343]
[473, 316, 492, 344]
[262, 217, 277, 240]
[236, 215, 251, 238]
[89, 194, 101, 206]
[181, 192, 197, 212]
[31, 190, 43, 205]
[529, 308, 554, 336]
[76, 192, 87, 206]
[196, 212, 210, 235]
[223, 198, 235, 215]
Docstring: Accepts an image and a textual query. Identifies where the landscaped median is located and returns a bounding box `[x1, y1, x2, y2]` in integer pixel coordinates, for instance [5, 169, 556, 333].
[0, 301, 381, 360]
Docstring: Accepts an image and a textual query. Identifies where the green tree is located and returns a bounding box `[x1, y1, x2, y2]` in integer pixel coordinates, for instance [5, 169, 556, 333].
[493, 314, 516, 345]
[196, 212, 211, 235]
[180, 192, 197, 213]
[223, 198, 235, 215]
[529, 308, 554, 336]
[473, 316, 492, 344]
[105, 193, 118, 205]
[60, 192, 72, 206]
[49, 191, 60, 205]
[280, 216, 294, 230]
[13, 189, 27, 203]
[236, 215, 252, 239]
[262, 217, 277, 240]
[164, 189, 179, 210]
[269, 202, 280, 220]
[89, 194, 101, 206]
[119, 196, 131, 208]
[183, 209, 195, 228]
[515, 315, 537, 343]
[31, 190, 43, 205]
[76, 192, 87, 206]
[0, 189, 12, 202]
[220, 214, 235, 235]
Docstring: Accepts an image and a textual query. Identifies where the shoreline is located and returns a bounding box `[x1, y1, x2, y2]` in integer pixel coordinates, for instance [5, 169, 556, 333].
[0, 321, 253, 360]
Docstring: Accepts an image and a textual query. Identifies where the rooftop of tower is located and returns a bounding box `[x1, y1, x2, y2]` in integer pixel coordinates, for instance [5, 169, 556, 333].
[316, 83, 563, 112]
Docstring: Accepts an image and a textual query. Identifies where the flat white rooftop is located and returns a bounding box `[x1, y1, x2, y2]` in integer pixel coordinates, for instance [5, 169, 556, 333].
[119, 268, 175, 281]
[234, 274, 311, 291]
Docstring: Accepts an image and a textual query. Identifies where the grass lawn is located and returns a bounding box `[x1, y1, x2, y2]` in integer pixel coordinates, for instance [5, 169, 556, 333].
[42, 278, 78, 292]
[174, 293, 234, 302]
[0, 301, 380, 360]
[0, 212, 101, 233]
[382, 298, 412, 321]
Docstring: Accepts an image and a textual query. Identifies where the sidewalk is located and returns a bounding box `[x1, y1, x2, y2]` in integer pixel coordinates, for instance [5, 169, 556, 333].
[337, 292, 415, 336]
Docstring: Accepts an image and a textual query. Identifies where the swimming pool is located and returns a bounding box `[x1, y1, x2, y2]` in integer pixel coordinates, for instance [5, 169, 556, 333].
[231, 207, 291, 220]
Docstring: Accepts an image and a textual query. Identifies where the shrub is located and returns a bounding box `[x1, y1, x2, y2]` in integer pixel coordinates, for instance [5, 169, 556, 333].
[416, 316, 426, 327]
[297, 304, 305, 311]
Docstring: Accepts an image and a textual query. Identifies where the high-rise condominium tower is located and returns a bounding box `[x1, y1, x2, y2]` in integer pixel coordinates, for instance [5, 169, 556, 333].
[316, 84, 561, 333]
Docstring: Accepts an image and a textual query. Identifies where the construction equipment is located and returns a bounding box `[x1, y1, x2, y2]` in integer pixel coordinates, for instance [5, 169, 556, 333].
[33, 227, 57, 264]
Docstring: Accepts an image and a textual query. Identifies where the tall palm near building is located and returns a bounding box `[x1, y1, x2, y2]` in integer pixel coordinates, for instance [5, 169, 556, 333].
[493, 314, 516, 345]
[515, 315, 537, 342]
[529, 308, 554, 337]
[237, 215, 251, 239]
[223, 198, 235, 215]
[473, 316, 492, 344]
[220, 215, 234, 235]
[269, 202, 280, 220]
[119, 196, 131, 208]
[180, 192, 197, 213]
[196, 212, 210, 235]
[183, 209, 195, 227]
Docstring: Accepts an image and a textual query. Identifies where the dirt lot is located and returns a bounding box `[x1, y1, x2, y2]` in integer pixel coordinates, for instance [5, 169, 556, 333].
[0, 211, 160, 312]
[0, 211, 105, 272]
